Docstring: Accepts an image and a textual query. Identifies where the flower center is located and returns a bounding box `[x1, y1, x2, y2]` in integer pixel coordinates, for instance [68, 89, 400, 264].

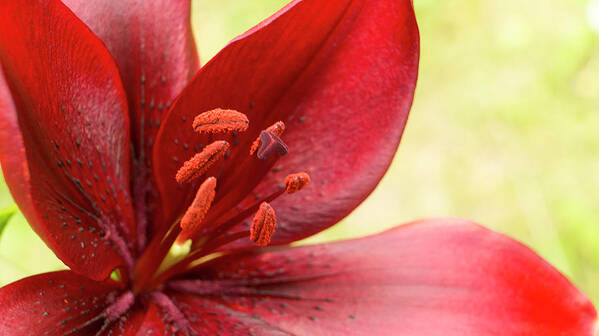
[132, 108, 310, 293]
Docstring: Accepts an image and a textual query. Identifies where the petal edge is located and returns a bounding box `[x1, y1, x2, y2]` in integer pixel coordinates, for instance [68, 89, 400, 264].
[183, 218, 597, 335]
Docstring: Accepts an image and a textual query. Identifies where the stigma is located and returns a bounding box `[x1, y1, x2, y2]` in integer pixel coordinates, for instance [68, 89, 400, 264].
[256, 130, 288, 159]
[250, 121, 285, 155]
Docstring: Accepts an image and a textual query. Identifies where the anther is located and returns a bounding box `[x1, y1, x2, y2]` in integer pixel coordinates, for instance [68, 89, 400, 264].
[250, 202, 277, 246]
[256, 131, 288, 160]
[284, 172, 311, 194]
[250, 121, 285, 155]
[178, 177, 217, 242]
[193, 108, 249, 134]
[176, 141, 229, 184]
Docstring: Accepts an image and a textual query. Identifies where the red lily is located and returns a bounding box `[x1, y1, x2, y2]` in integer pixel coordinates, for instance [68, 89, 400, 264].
[0, 0, 595, 335]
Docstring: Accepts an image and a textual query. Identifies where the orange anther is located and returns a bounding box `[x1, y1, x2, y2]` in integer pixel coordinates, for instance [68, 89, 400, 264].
[193, 108, 249, 134]
[284, 172, 310, 194]
[250, 202, 277, 246]
[178, 177, 217, 242]
[176, 141, 230, 184]
[250, 121, 285, 155]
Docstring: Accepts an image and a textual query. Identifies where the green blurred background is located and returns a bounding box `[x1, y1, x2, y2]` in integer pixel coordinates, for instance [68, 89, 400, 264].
[1, 0, 599, 305]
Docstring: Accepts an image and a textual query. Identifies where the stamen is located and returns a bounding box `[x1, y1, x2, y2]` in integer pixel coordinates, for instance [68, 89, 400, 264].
[148, 171, 313, 286]
[197, 173, 310, 247]
[193, 108, 249, 134]
[250, 202, 277, 246]
[250, 121, 285, 155]
[176, 141, 229, 184]
[256, 131, 288, 160]
[178, 177, 217, 242]
[284, 172, 311, 194]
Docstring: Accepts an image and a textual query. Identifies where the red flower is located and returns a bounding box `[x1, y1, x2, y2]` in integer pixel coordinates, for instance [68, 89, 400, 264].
[0, 0, 595, 335]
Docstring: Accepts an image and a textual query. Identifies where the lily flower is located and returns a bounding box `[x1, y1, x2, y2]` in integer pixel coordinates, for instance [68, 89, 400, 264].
[0, 0, 595, 335]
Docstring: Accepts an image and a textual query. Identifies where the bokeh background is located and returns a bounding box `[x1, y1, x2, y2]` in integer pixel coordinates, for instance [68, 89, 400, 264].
[1, 0, 598, 305]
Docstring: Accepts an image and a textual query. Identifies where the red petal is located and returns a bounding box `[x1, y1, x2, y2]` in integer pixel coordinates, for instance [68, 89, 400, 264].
[126, 303, 170, 336]
[180, 218, 597, 335]
[0, 68, 34, 223]
[0, 272, 170, 336]
[100, 304, 155, 336]
[63, 0, 199, 185]
[100, 297, 292, 335]
[153, 0, 419, 242]
[167, 294, 294, 335]
[0, 0, 135, 279]
[0, 271, 121, 335]
[63, 0, 199, 250]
